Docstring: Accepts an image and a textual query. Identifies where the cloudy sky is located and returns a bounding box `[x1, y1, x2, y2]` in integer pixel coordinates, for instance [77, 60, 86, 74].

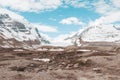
[0, 0, 120, 44]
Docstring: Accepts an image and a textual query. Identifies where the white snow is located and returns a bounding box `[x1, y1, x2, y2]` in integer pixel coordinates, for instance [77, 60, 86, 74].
[0, 8, 51, 49]
[49, 48, 64, 51]
[0, 8, 28, 24]
[13, 49, 24, 51]
[37, 48, 48, 51]
[0, 9, 38, 41]
[33, 58, 50, 62]
[77, 49, 91, 52]
[81, 25, 120, 42]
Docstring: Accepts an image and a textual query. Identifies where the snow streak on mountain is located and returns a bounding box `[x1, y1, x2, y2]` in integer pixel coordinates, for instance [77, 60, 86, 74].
[0, 8, 50, 49]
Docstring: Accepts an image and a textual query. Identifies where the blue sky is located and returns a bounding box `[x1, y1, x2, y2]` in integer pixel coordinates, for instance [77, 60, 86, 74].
[0, 0, 120, 42]
[20, 7, 100, 37]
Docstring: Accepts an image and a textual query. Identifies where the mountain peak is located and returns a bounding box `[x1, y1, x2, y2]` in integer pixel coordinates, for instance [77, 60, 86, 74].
[80, 25, 120, 42]
[0, 12, 50, 49]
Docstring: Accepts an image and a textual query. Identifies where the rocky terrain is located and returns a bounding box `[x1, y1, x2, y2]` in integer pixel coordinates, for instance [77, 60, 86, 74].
[0, 45, 120, 80]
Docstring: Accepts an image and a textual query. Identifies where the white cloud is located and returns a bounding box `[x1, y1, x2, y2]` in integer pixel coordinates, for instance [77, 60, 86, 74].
[49, 18, 57, 21]
[0, 0, 94, 12]
[51, 34, 73, 46]
[33, 24, 58, 32]
[110, 0, 120, 8]
[60, 17, 84, 26]
[89, 11, 120, 26]
[93, 0, 112, 15]
[0, 8, 58, 33]
[0, 0, 62, 12]
[89, 0, 120, 26]
[51, 31, 82, 46]
[63, 0, 91, 8]
[40, 33, 52, 41]
[93, 0, 120, 15]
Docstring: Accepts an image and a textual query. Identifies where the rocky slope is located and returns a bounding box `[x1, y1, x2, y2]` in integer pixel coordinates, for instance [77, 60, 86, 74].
[0, 10, 49, 49]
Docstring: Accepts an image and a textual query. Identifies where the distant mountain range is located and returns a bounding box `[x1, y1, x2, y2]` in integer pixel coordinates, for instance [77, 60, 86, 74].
[0, 8, 120, 48]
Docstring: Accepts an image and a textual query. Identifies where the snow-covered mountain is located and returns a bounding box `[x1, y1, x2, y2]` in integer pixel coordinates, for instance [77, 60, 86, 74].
[67, 24, 120, 46]
[0, 9, 50, 49]
[1, 8, 120, 48]
[79, 25, 120, 42]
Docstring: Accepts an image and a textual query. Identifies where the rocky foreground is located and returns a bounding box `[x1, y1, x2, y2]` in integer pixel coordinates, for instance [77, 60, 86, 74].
[0, 46, 120, 80]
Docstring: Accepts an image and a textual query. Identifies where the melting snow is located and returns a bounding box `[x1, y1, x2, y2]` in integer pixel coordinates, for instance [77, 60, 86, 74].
[33, 58, 50, 62]
[77, 49, 91, 52]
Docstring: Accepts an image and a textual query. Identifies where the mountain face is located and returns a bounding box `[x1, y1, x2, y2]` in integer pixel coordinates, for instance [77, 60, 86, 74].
[0, 13, 49, 49]
[67, 25, 120, 46]
[79, 25, 120, 42]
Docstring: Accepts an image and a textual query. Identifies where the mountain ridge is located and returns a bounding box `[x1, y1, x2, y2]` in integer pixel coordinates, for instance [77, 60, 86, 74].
[0, 11, 50, 49]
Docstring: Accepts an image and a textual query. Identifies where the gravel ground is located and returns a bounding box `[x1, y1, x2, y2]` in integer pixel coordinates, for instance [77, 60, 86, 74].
[0, 47, 120, 80]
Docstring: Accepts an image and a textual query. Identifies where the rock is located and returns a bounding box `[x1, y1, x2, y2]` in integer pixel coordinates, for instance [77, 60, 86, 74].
[86, 59, 92, 64]
[73, 63, 79, 68]
[66, 64, 73, 69]
[93, 68, 102, 73]
[48, 66, 53, 70]
[28, 63, 39, 68]
[61, 62, 66, 65]
[77, 59, 92, 65]
[9, 66, 26, 72]
[58, 65, 63, 68]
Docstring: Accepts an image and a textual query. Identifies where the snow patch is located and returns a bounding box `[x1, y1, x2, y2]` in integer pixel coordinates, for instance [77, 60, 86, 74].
[33, 58, 50, 62]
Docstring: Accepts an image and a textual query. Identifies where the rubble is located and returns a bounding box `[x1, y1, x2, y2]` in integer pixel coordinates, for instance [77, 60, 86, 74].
[0, 47, 120, 80]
